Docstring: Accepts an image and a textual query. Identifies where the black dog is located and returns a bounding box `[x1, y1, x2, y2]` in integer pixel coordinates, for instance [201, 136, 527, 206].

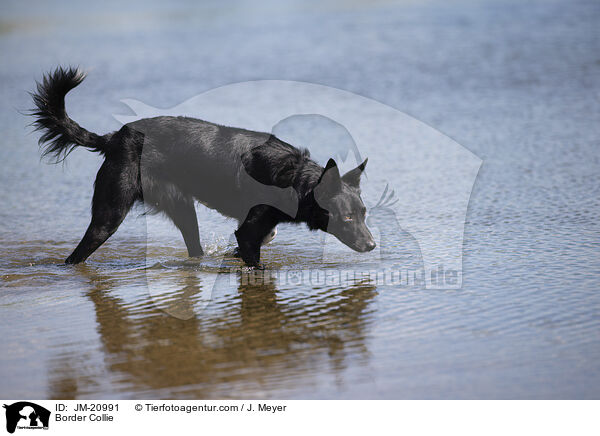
[31, 67, 376, 268]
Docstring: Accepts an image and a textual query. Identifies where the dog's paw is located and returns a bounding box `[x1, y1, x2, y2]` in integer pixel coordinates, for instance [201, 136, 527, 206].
[242, 263, 265, 271]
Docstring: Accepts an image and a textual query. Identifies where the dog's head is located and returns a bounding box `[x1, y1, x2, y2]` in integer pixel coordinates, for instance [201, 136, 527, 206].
[313, 158, 376, 253]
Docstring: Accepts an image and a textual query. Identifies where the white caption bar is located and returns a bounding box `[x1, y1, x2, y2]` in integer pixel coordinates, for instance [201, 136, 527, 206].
[0, 400, 597, 435]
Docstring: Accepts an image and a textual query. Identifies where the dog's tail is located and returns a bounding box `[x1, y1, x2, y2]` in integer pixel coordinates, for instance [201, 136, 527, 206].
[31, 67, 109, 162]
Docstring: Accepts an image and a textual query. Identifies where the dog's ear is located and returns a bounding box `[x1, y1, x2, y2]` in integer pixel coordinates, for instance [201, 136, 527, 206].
[341, 158, 368, 188]
[315, 158, 342, 198]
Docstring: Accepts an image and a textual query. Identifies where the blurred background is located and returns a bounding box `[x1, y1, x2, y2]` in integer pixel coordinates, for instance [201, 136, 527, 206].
[0, 0, 599, 399]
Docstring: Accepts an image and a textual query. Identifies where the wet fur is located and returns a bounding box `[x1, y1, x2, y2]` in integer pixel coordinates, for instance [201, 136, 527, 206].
[31, 67, 375, 268]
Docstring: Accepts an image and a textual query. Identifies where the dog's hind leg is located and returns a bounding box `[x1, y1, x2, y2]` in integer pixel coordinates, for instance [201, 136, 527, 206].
[66, 161, 138, 264]
[161, 196, 203, 257]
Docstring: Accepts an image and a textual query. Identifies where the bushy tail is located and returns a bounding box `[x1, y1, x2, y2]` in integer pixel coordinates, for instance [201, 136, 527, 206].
[31, 67, 108, 162]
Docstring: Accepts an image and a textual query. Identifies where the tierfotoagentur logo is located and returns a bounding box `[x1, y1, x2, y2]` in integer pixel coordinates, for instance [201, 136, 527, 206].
[114, 80, 481, 318]
[2, 402, 50, 434]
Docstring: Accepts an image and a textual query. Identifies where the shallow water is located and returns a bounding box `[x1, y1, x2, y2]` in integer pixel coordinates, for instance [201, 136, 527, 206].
[1, 0, 599, 398]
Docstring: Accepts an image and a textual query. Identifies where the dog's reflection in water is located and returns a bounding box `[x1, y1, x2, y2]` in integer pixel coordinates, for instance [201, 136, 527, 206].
[47, 265, 377, 398]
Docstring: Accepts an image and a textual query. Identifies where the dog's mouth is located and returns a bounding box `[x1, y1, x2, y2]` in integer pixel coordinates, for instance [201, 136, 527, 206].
[352, 240, 377, 253]
[332, 234, 377, 253]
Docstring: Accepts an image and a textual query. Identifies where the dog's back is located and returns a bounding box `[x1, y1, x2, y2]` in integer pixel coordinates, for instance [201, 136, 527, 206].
[123, 115, 307, 220]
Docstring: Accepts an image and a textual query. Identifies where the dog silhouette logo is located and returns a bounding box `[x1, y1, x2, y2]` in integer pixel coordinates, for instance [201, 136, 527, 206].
[3, 402, 50, 434]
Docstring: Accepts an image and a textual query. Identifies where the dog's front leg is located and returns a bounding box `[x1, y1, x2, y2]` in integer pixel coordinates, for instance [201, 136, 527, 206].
[235, 232, 263, 269]
[234, 206, 280, 269]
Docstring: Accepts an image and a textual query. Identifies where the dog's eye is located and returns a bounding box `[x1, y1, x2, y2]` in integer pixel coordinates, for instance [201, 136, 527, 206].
[343, 215, 353, 222]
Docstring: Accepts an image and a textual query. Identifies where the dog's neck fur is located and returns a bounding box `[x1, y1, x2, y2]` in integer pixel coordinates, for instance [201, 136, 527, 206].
[290, 159, 329, 230]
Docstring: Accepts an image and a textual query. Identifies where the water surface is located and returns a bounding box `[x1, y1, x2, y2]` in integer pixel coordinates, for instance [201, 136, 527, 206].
[0, 0, 599, 398]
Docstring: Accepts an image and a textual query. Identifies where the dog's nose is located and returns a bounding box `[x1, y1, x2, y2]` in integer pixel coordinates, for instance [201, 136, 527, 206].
[365, 240, 376, 251]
